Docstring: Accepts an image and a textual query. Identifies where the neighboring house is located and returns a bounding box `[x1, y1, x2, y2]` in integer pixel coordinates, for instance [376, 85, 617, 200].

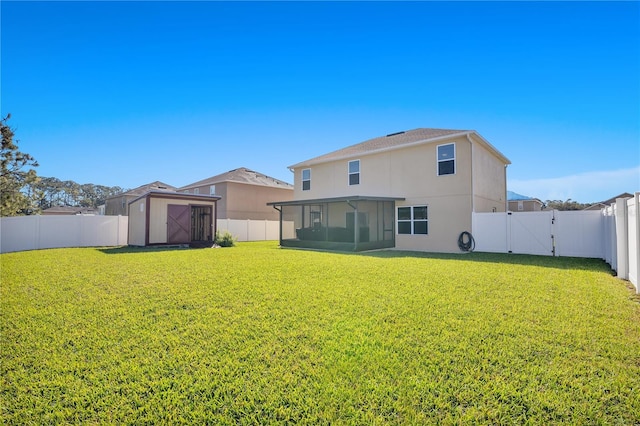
[268, 128, 510, 252]
[128, 191, 221, 247]
[583, 192, 634, 211]
[42, 206, 100, 215]
[104, 181, 177, 216]
[178, 167, 293, 221]
[507, 191, 544, 212]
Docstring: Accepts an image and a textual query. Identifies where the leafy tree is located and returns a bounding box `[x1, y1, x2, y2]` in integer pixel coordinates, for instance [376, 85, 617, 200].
[0, 114, 40, 216]
[30, 176, 127, 210]
[544, 199, 590, 211]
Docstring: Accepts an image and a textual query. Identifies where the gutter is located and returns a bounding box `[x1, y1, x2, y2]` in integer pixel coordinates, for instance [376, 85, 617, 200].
[466, 134, 475, 214]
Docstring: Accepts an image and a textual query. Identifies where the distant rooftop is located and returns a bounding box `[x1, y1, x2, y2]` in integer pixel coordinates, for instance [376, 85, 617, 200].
[107, 181, 177, 199]
[179, 167, 293, 190]
[507, 191, 535, 201]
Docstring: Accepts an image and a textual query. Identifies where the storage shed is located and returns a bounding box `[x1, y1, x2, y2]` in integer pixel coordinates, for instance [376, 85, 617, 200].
[128, 190, 221, 247]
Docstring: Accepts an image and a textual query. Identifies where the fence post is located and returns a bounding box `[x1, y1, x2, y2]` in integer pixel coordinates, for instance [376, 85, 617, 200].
[632, 193, 640, 292]
[615, 198, 629, 279]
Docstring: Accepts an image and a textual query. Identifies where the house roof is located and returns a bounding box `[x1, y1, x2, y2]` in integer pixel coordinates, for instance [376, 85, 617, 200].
[508, 191, 534, 201]
[583, 192, 634, 210]
[106, 181, 177, 200]
[289, 128, 511, 168]
[179, 167, 293, 190]
[42, 206, 99, 215]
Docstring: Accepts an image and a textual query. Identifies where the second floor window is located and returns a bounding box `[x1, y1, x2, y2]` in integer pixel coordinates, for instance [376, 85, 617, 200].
[210, 185, 216, 195]
[302, 168, 311, 191]
[348, 160, 360, 185]
[437, 143, 455, 176]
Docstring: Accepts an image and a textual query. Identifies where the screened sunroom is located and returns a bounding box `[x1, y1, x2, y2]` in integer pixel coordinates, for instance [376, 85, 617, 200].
[267, 196, 404, 252]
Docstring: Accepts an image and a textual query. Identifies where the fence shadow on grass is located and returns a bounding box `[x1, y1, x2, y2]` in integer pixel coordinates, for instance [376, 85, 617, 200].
[98, 245, 210, 255]
[354, 249, 615, 274]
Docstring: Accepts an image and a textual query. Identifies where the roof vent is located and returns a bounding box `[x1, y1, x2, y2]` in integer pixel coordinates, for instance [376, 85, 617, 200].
[386, 131, 405, 137]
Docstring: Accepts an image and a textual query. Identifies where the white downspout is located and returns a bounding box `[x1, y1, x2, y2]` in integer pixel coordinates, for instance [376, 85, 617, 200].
[466, 133, 475, 214]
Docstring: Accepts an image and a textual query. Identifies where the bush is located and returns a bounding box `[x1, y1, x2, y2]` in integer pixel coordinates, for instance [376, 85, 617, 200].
[215, 230, 236, 247]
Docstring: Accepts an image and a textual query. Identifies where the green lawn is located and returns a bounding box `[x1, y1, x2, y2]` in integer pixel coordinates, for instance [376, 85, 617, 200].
[1, 242, 639, 424]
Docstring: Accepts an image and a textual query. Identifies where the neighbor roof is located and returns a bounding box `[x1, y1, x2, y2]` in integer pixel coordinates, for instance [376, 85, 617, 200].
[289, 128, 511, 168]
[106, 181, 177, 199]
[179, 167, 293, 190]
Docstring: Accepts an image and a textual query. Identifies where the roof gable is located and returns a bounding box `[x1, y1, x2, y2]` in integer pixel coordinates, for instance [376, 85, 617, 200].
[290, 128, 510, 168]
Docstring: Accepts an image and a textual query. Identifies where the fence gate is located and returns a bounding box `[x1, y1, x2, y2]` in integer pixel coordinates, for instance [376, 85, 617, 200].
[473, 210, 605, 259]
[508, 211, 554, 256]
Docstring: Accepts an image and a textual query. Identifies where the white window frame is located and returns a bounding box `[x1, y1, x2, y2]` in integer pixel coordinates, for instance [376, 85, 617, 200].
[302, 168, 311, 191]
[348, 159, 360, 186]
[194, 188, 200, 195]
[210, 185, 216, 195]
[437, 143, 456, 176]
[397, 205, 428, 235]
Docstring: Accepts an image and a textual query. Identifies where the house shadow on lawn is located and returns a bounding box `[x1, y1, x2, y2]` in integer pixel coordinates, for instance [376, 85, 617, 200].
[354, 249, 616, 274]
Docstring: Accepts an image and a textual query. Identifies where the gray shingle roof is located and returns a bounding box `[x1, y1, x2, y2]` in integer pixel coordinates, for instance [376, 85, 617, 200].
[179, 167, 293, 190]
[106, 181, 177, 199]
[290, 128, 509, 168]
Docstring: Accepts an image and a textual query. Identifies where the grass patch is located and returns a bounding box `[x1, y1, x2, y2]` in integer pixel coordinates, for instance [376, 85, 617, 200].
[2, 242, 639, 424]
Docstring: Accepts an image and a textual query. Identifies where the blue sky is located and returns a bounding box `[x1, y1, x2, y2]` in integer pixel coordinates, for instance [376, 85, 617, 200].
[2, 1, 639, 203]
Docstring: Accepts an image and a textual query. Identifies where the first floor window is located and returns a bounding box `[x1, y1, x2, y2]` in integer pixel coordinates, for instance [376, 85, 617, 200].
[302, 168, 311, 191]
[397, 206, 428, 235]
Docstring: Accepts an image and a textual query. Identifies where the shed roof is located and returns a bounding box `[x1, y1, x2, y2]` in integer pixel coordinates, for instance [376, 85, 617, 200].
[290, 128, 510, 168]
[128, 190, 221, 205]
[179, 167, 293, 190]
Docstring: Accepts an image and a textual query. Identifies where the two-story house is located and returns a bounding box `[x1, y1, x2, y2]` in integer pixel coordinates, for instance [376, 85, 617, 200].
[268, 128, 510, 252]
[179, 167, 293, 221]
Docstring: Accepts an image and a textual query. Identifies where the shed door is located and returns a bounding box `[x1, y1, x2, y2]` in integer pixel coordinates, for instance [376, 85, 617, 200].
[167, 204, 191, 244]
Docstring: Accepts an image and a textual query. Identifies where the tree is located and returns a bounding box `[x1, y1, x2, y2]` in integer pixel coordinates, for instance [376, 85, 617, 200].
[544, 199, 589, 211]
[0, 114, 40, 216]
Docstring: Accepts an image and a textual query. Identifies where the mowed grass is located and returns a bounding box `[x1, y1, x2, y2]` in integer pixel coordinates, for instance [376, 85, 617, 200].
[1, 242, 639, 424]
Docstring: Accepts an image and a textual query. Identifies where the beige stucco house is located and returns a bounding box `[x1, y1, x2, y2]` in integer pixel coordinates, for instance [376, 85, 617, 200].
[105, 181, 177, 216]
[128, 191, 220, 247]
[507, 192, 544, 212]
[178, 167, 293, 221]
[268, 128, 510, 252]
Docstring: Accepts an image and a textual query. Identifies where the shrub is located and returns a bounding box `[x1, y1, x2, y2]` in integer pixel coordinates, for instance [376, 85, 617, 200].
[215, 230, 236, 247]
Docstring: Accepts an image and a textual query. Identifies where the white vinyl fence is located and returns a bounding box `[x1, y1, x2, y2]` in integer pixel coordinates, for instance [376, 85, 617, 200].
[0, 215, 128, 254]
[602, 196, 640, 289]
[216, 219, 280, 242]
[0, 216, 283, 253]
[472, 210, 604, 258]
[473, 193, 640, 292]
